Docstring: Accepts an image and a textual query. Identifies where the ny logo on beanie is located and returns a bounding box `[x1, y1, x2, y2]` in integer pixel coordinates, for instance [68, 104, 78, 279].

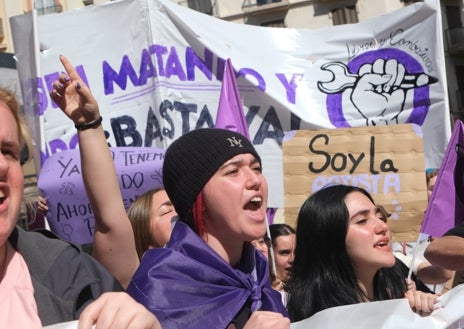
[227, 136, 244, 148]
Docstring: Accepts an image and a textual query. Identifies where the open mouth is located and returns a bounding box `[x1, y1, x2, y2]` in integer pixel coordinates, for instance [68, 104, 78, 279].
[0, 190, 5, 204]
[245, 196, 262, 210]
[374, 239, 390, 249]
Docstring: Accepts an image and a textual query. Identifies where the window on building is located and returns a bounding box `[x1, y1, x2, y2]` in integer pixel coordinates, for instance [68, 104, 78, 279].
[261, 19, 285, 28]
[331, 5, 358, 26]
[257, 0, 282, 5]
[456, 65, 464, 110]
[402, 0, 423, 6]
[187, 0, 213, 15]
[445, 5, 464, 50]
[34, 0, 63, 15]
[446, 5, 463, 29]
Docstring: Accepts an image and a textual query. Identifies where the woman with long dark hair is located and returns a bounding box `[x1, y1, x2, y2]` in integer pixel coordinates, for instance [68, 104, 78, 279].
[287, 184, 437, 322]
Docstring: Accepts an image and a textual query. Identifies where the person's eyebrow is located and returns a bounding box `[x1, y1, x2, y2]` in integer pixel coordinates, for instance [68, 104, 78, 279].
[158, 200, 173, 208]
[220, 155, 259, 168]
[350, 209, 370, 221]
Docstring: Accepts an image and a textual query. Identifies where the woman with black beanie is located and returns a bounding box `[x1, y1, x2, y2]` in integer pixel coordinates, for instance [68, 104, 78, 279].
[52, 55, 289, 329]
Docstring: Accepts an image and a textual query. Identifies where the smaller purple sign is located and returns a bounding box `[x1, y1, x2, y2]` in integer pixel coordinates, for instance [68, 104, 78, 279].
[37, 147, 165, 244]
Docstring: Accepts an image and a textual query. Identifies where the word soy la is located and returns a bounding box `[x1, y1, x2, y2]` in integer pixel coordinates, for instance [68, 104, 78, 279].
[308, 134, 398, 175]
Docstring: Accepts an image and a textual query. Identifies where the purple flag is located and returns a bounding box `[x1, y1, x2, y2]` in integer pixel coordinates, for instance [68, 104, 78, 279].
[421, 120, 464, 237]
[215, 58, 250, 139]
[266, 208, 278, 225]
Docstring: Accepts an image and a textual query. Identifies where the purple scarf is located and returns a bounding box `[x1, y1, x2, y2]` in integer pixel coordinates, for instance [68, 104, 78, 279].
[127, 221, 287, 329]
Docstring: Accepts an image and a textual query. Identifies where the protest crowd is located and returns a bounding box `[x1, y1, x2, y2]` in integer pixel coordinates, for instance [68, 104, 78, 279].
[2, 1, 464, 329]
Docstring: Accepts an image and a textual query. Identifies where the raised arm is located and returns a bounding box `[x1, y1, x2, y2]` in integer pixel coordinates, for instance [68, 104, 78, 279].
[425, 235, 464, 271]
[50, 55, 139, 288]
[416, 261, 454, 285]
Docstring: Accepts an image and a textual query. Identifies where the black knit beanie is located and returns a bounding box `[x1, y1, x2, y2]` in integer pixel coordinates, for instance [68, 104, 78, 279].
[163, 128, 261, 221]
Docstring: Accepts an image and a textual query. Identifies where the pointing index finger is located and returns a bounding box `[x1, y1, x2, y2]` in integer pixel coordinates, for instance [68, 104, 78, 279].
[59, 55, 80, 80]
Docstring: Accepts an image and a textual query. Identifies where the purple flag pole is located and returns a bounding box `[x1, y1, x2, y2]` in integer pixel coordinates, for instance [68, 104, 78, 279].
[215, 58, 250, 139]
[421, 120, 464, 237]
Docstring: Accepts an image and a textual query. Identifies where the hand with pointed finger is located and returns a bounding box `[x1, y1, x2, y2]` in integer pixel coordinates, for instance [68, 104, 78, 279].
[49, 55, 101, 126]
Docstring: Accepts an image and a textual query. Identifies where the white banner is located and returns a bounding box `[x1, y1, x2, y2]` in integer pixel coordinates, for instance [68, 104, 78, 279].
[11, 0, 450, 207]
[41, 284, 464, 328]
[291, 284, 464, 329]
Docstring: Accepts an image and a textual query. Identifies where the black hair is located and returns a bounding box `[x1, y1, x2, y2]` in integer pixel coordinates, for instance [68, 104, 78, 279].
[287, 184, 406, 321]
[269, 223, 296, 246]
[268, 223, 296, 284]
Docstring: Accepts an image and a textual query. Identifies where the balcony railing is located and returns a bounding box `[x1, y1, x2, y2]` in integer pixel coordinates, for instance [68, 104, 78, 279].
[257, 0, 282, 5]
[445, 27, 464, 54]
[243, 0, 283, 8]
[35, 4, 63, 15]
[178, 0, 217, 16]
[242, 0, 289, 14]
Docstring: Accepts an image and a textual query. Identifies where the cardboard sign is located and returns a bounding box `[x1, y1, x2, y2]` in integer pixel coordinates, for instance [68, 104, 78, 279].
[283, 124, 427, 242]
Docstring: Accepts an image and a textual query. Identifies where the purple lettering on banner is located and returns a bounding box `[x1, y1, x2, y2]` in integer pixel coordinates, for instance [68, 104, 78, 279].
[239, 68, 266, 92]
[103, 55, 139, 95]
[75, 65, 90, 88]
[37, 147, 166, 244]
[165, 46, 186, 80]
[139, 48, 158, 85]
[49, 138, 68, 154]
[275, 73, 303, 104]
[149, 44, 168, 77]
[69, 134, 79, 149]
[36, 77, 48, 115]
[216, 57, 226, 81]
[44, 72, 60, 111]
[186, 47, 213, 81]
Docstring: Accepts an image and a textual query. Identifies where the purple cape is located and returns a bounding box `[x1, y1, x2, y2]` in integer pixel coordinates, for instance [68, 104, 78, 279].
[127, 220, 287, 329]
